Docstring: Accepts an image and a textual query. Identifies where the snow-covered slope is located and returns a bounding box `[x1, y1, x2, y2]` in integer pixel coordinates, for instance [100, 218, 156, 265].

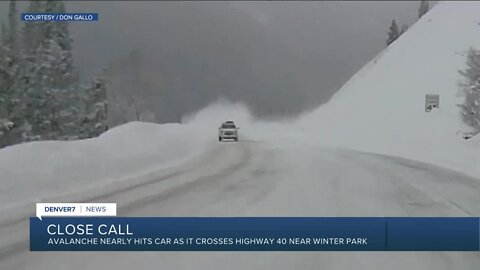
[300, 1, 480, 178]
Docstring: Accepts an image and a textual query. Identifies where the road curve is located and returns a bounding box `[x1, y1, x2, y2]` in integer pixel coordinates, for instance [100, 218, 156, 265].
[1, 138, 480, 269]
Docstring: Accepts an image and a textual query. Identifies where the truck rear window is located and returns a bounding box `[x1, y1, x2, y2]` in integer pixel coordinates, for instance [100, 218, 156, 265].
[222, 124, 236, 129]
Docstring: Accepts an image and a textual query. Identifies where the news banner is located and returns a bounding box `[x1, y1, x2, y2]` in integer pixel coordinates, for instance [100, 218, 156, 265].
[30, 203, 480, 252]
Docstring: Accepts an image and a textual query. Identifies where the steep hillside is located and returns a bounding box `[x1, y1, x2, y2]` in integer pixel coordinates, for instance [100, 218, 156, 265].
[301, 1, 480, 177]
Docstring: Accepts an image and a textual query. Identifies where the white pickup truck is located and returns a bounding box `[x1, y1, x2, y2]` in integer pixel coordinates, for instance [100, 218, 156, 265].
[218, 121, 239, 142]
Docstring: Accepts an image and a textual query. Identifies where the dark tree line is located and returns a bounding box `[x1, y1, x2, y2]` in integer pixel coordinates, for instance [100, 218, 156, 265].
[0, 0, 108, 148]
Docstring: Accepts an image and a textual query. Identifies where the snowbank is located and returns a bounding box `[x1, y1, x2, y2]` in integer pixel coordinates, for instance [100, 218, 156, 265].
[0, 99, 264, 219]
[300, 1, 480, 178]
[0, 122, 209, 211]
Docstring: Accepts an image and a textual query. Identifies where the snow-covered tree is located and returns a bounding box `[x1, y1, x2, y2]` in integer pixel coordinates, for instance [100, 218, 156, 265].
[0, 0, 108, 147]
[19, 0, 80, 141]
[0, 44, 11, 147]
[44, 0, 76, 88]
[23, 0, 45, 53]
[0, 0, 85, 148]
[21, 42, 56, 140]
[0, 0, 25, 147]
[80, 70, 109, 138]
[386, 19, 400, 46]
[21, 38, 81, 140]
[458, 48, 480, 133]
[418, 0, 430, 19]
[0, 47, 25, 146]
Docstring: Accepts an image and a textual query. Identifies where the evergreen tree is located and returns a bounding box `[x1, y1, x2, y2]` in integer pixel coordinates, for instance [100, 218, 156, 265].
[0, 0, 107, 147]
[20, 0, 80, 140]
[418, 0, 430, 19]
[386, 19, 400, 46]
[21, 38, 80, 140]
[0, 43, 12, 147]
[45, 0, 79, 139]
[23, 0, 44, 53]
[458, 48, 480, 133]
[0, 0, 24, 147]
[43, 0, 76, 88]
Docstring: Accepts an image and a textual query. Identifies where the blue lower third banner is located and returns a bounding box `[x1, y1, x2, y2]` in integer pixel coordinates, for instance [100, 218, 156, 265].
[30, 217, 479, 251]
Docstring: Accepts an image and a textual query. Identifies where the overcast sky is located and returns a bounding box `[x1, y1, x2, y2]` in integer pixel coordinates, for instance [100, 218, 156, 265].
[1, 1, 427, 121]
[65, 1, 419, 84]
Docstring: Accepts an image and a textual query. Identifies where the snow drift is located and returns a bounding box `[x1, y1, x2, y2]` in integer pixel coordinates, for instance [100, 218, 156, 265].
[300, 1, 480, 178]
[0, 122, 209, 211]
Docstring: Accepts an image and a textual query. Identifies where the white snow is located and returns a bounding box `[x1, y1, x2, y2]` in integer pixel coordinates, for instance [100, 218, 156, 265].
[0, 0, 478, 218]
[299, 1, 480, 178]
[0, 122, 209, 218]
[0, 1, 478, 215]
[0, 1, 480, 268]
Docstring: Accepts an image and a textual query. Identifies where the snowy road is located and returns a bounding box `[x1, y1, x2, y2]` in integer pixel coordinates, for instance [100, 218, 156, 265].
[1, 137, 480, 269]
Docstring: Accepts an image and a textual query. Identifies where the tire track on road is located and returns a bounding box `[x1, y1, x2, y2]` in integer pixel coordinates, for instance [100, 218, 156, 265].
[118, 141, 254, 215]
[0, 141, 250, 263]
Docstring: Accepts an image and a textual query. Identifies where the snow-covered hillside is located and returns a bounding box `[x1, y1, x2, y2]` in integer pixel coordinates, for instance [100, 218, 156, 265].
[300, 1, 480, 178]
